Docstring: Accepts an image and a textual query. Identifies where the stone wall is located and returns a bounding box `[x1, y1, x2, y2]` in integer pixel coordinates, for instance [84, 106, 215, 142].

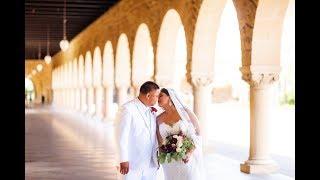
[52, 0, 258, 82]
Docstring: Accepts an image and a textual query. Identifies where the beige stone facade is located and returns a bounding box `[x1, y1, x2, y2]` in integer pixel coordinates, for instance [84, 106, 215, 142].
[51, 0, 261, 69]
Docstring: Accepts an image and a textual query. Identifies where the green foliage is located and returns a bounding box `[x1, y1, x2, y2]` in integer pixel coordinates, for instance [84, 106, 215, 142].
[158, 136, 195, 164]
[280, 91, 295, 106]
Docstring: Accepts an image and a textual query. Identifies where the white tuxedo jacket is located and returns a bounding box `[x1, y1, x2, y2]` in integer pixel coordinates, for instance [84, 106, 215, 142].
[115, 98, 158, 171]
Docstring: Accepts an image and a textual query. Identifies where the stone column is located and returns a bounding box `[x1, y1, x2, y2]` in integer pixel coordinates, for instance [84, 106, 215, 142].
[65, 89, 68, 108]
[68, 89, 72, 109]
[95, 86, 104, 119]
[60, 90, 62, 106]
[62, 89, 65, 107]
[54, 90, 57, 106]
[57, 90, 61, 106]
[64, 89, 67, 108]
[240, 66, 279, 174]
[104, 86, 114, 121]
[81, 88, 87, 113]
[60, 90, 63, 107]
[129, 86, 136, 100]
[133, 85, 140, 97]
[53, 90, 57, 106]
[72, 88, 76, 110]
[117, 86, 128, 106]
[87, 87, 95, 116]
[76, 89, 81, 111]
[74, 88, 78, 110]
[192, 76, 213, 147]
[71, 86, 76, 111]
[70, 88, 74, 110]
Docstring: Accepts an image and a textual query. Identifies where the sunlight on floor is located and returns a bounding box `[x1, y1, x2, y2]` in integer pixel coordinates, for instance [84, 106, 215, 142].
[206, 102, 295, 159]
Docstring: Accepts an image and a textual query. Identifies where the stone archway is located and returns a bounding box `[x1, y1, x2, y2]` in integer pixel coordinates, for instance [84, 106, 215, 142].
[78, 55, 86, 113]
[72, 58, 80, 111]
[156, 9, 188, 91]
[204, 0, 249, 149]
[62, 63, 67, 107]
[191, 0, 229, 143]
[115, 33, 131, 106]
[132, 23, 154, 95]
[30, 76, 42, 104]
[67, 60, 73, 109]
[25, 77, 36, 103]
[213, 0, 243, 102]
[102, 41, 115, 121]
[84, 51, 95, 115]
[279, 0, 295, 106]
[55, 67, 60, 106]
[93, 46, 104, 119]
[192, 0, 227, 79]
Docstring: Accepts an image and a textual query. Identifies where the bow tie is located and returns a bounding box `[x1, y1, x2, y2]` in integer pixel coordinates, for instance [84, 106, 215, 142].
[150, 107, 157, 113]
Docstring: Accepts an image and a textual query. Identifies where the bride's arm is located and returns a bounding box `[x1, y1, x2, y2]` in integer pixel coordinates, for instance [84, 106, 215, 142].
[185, 107, 201, 136]
[156, 117, 163, 146]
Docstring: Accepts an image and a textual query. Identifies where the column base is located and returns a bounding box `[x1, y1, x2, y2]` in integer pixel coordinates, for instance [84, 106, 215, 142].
[240, 160, 278, 174]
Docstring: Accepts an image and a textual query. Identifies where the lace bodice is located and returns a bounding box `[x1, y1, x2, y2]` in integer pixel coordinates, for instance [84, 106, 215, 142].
[159, 119, 196, 140]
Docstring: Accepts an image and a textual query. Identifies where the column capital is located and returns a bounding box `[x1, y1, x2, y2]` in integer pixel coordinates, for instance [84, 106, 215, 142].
[191, 74, 213, 88]
[240, 65, 280, 89]
[155, 76, 173, 87]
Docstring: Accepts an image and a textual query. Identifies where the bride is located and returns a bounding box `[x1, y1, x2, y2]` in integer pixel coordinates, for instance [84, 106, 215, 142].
[156, 88, 206, 180]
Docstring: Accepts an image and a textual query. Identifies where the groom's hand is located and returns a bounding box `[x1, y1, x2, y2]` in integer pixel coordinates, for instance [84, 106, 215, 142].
[120, 161, 129, 175]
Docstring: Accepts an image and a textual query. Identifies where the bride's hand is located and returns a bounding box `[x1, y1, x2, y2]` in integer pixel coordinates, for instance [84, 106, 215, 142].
[182, 148, 194, 164]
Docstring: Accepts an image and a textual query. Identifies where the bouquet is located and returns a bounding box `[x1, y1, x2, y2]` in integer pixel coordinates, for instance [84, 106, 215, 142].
[158, 131, 195, 164]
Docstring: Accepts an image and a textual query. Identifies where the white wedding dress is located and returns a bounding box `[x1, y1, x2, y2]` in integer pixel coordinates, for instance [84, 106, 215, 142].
[159, 119, 205, 180]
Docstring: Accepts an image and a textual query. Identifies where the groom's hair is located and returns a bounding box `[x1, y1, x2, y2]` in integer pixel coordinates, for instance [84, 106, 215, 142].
[140, 81, 160, 94]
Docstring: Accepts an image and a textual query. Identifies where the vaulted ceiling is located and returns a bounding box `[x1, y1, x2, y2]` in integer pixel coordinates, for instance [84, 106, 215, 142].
[25, 0, 120, 60]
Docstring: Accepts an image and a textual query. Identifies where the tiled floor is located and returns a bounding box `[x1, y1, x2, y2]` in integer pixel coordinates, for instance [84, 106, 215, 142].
[25, 107, 294, 180]
[25, 108, 119, 180]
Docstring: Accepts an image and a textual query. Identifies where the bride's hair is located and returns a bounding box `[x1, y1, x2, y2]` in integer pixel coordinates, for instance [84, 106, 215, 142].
[160, 88, 169, 96]
[161, 88, 176, 107]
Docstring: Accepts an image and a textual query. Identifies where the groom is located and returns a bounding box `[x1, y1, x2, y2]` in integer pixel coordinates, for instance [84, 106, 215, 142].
[116, 81, 160, 180]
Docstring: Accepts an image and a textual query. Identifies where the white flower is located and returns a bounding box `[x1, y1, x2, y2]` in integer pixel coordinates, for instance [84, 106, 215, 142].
[177, 142, 183, 148]
[176, 147, 182, 152]
[162, 139, 167, 145]
[176, 137, 183, 146]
